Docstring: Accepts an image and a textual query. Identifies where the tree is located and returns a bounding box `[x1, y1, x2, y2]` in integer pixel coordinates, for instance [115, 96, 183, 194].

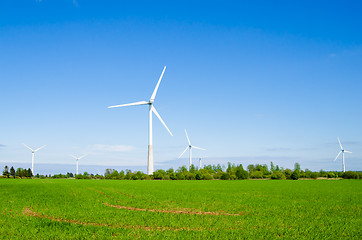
[235, 165, 248, 179]
[291, 170, 300, 180]
[3, 166, 10, 178]
[10, 167, 15, 178]
[270, 162, 275, 173]
[16, 168, 24, 178]
[189, 164, 197, 173]
[271, 172, 286, 180]
[153, 169, 166, 180]
[294, 162, 301, 171]
[283, 168, 293, 179]
[247, 164, 255, 173]
[27, 168, 33, 177]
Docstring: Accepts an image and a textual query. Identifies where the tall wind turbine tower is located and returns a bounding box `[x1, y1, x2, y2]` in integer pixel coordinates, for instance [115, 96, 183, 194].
[70, 154, 87, 175]
[23, 144, 46, 175]
[178, 130, 206, 169]
[108, 66, 173, 175]
[334, 137, 352, 172]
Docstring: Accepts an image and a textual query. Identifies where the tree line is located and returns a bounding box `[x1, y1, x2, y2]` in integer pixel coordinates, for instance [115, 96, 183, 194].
[1, 166, 33, 178]
[2, 162, 362, 180]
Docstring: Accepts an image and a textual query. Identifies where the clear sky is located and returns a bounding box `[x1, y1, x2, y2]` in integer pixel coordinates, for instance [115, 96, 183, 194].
[1, 0, 361, 174]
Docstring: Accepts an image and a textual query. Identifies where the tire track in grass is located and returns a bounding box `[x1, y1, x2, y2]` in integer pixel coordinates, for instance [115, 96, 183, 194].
[104, 203, 242, 216]
[90, 187, 243, 216]
[22, 206, 200, 231]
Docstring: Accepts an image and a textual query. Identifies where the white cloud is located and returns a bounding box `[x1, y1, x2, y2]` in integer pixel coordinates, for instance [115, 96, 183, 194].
[92, 144, 134, 152]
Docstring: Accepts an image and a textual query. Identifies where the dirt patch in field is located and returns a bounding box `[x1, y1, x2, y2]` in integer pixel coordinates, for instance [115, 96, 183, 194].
[22, 206, 198, 231]
[104, 203, 241, 216]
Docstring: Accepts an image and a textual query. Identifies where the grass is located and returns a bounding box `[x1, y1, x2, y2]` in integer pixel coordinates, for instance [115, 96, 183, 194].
[0, 179, 361, 239]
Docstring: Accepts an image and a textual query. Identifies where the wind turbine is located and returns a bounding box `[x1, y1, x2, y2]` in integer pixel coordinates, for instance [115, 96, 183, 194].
[108, 66, 173, 175]
[178, 130, 206, 169]
[334, 137, 352, 172]
[70, 154, 87, 175]
[23, 144, 46, 175]
[199, 156, 207, 169]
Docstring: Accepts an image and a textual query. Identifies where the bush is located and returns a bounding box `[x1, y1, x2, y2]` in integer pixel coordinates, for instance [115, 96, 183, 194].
[153, 169, 166, 180]
[202, 173, 213, 180]
[310, 172, 319, 179]
[186, 173, 196, 180]
[283, 169, 293, 179]
[220, 172, 230, 180]
[176, 172, 186, 180]
[327, 172, 336, 178]
[235, 168, 249, 179]
[291, 170, 300, 180]
[342, 171, 360, 179]
[271, 172, 286, 180]
[250, 171, 263, 179]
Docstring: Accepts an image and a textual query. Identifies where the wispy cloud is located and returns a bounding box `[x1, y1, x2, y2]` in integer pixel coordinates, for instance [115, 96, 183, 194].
[0, 144, 5, 148]
[91, 144, 134, 152]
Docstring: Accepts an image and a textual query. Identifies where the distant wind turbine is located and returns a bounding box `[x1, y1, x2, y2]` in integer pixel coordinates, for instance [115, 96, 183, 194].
[199, 156, 207, 169]
[108, 66, 173, 175]
[70, 154, 87, 175]
[178, 130, 206, 169]
[23, 144, 46, 175]
[334, 137, 352, 172]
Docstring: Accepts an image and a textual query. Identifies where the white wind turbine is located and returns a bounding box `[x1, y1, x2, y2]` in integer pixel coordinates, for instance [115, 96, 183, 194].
[108, 66, 173, 175]
[70, 154, 87, 175]
[199, 156, 207, 169]
[334, 137, 352, 172]
[23, 144, 46, 175]
[178, 130, 206, 169]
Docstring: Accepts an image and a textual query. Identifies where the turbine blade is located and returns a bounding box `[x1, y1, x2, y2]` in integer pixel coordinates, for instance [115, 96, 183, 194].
[151, 106, 173, 136]
[34, 145, 46, 152]
[108, 101, 149, 108]
[192, 146, 206, 151]
[70, 155, 78, 159]
[185, 129, 191, 145]
[150, 66, 166, 101]
[345, 151, 352, 153]
[178, 146, 189, 159]
[334, 151, 342, 161]
[338, 137, 343, 150]
[79, 154, 88, 159]
[23, 143, 34, 152]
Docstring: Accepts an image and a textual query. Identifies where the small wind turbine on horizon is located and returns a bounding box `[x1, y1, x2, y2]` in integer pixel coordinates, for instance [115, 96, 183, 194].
[334, 137, 352, 173]
[199, 156, 207, 169]
[108, 66, 173, 175]
[70, 154, 87, 175]
[23, 143, 46, 175]
[178, 130, 206, 169]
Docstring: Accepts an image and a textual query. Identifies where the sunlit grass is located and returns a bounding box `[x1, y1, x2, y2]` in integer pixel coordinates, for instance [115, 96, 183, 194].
[0, 179, 361, 239]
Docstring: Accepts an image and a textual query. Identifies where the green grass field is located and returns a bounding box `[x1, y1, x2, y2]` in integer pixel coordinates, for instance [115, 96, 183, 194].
[0, 179, 361, 239]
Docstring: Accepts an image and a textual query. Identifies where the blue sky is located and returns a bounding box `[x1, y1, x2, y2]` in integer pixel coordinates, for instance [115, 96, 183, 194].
[1, 0, 361, 174]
